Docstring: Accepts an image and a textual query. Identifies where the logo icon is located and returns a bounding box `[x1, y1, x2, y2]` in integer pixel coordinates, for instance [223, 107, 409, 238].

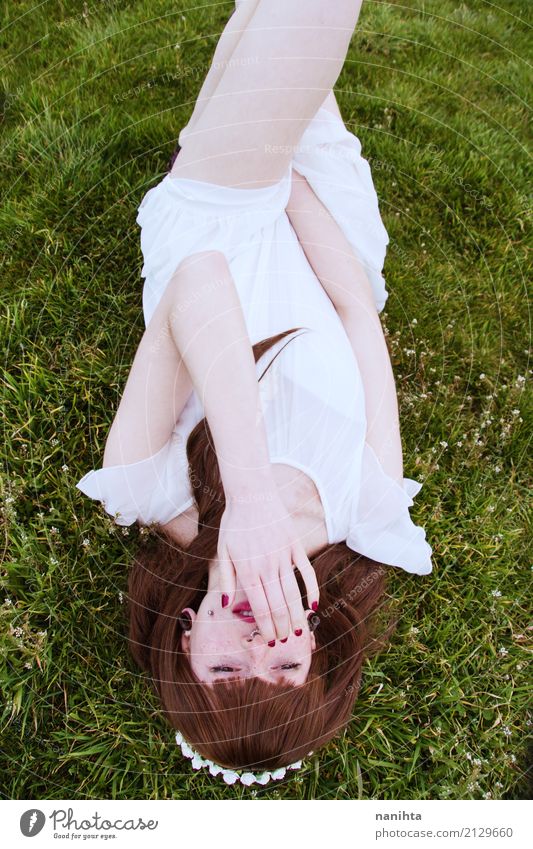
[20, 809, 46, 837]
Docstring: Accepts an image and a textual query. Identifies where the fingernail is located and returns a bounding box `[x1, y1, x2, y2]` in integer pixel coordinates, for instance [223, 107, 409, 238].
[280, 638, 288, 643]
[268, 640, 276, 647]
[221, 594, 229, 608]
[312, 601, 319, 612]
[294, 629, 302, 637]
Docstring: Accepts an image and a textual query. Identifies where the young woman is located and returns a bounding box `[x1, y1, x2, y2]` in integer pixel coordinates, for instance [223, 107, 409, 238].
[77, 0, 432, 783]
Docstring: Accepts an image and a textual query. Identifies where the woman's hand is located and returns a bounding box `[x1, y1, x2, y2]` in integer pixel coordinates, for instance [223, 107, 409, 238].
[215, 486, 320, 644]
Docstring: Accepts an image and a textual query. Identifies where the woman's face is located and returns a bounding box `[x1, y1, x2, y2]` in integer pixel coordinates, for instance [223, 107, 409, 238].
[180, 575, 316, 685]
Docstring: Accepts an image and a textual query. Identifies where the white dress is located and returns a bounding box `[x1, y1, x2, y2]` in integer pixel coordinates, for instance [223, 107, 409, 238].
[76, 105, 433, 576]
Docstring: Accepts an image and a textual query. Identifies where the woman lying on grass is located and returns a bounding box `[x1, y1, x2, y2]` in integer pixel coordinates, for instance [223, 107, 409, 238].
[77, 0, 432, 786]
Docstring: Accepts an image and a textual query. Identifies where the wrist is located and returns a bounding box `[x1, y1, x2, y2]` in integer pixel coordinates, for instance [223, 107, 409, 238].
[221, 466, 278, 504]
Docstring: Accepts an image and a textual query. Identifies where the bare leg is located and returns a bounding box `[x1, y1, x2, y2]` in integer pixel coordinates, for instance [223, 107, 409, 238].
[179, 0, 262, 147]
[171, 0, 363, 188]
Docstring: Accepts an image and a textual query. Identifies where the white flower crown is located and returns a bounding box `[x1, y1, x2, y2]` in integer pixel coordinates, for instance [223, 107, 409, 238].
[175, 730, 312, 786]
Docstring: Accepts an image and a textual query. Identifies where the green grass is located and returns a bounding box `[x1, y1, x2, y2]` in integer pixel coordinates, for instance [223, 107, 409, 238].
[0, 0, 530, 800]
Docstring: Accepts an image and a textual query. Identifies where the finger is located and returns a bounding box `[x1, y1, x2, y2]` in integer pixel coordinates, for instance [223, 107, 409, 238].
[292, 543, 320, 612]
[216, 542, 236, 609]
[279, 560, 307, 636]
[243, 573, 277, 645]
[260, 559, 292, 641]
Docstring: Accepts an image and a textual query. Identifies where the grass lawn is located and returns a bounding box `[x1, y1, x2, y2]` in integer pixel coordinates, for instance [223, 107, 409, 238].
[0, 0, 530, 800]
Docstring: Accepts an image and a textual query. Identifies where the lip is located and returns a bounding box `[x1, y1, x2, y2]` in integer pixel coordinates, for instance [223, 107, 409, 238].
[232, 599, 256, 624]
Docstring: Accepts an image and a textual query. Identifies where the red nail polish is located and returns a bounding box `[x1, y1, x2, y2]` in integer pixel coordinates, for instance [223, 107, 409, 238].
[312, 601, 319, 612]
[221, 594, 229, 608]
[268, 640, 276, 647]
[294, 629, 302, 637]
[280, 638, 288, 643]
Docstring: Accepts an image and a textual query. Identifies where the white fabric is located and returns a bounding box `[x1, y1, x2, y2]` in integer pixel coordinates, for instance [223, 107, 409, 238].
[76, 105, 433, 575]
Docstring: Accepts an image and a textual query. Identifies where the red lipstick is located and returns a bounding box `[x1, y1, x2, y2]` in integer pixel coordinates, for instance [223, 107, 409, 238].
[232, 599, 255, 623]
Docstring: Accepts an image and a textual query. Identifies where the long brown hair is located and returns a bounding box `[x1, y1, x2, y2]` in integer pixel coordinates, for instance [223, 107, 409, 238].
[127, 328, 397, 772]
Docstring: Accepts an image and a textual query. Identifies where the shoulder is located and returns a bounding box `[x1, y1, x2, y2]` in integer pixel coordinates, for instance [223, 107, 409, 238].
[158, 504, 199, 547]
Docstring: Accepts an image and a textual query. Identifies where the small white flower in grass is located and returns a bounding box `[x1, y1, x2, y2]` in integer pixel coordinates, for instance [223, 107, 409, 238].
[121, 527, 130, 536]
[50, 526, 58, 534]
[439, 441, 448, 448]
[491, 589, 502, 597]
[50, 557, 58, 565]
[483, 792, 492, 799]
[512, 409, 520, 416]
[495, 781, 504, 788]
[479, 373, 485, 379]
[24, 661, 32, 669]
[487, 504, 495, 512]
[82, 538, 90, 547]
[4, 597, 13, 606]
[494, 465, 501, 473]
[61, 464, 69, 472]
[509, 753, 516, 762]
[498, 646, 508, 657]
[118, 591, 123, 604]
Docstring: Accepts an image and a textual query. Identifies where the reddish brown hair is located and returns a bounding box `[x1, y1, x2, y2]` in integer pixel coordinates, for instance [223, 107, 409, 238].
[127, 328, 396, 772]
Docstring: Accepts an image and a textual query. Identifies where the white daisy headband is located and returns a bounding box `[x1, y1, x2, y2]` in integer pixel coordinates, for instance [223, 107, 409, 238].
[175, 730, 313, 786]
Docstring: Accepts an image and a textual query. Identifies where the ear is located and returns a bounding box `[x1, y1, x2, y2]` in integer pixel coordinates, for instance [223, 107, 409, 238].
[179, 607, 197, 653]
[305, 609, 317, 652]
[180, 631, 190, 653]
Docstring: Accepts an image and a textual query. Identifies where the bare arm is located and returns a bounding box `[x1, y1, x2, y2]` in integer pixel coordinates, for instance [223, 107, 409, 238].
[286, 170, 404, 484]
[164, 250, 318, 638]
[163, 250, 275, 496]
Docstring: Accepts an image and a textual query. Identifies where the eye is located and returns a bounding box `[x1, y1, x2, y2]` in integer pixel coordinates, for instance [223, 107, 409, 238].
[279, 662, 302, 671]
[210, 666, 236, 673]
